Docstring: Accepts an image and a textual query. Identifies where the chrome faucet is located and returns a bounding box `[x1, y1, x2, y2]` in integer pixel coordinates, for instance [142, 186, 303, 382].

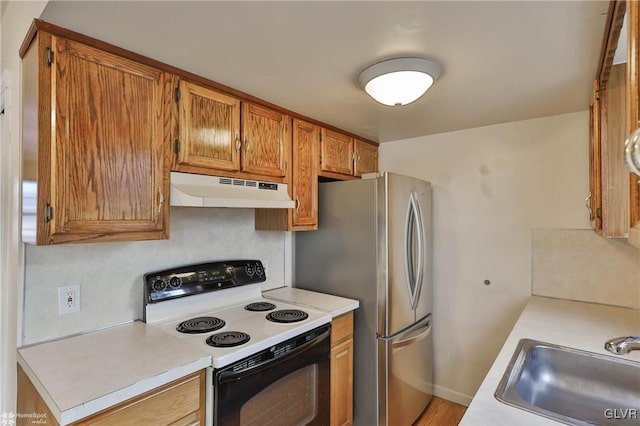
[605, 336, 640, 355]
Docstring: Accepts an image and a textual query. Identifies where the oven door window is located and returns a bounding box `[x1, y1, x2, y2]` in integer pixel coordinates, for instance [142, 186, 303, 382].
[214, 327, 330, 426]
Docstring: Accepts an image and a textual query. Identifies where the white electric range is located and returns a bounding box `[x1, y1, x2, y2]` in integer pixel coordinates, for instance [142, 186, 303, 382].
[143, 260, 332, 426]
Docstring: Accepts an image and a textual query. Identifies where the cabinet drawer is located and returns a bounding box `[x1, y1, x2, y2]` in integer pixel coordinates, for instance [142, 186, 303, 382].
[75, 371, 204, 426]
[331, 312, 354, 346]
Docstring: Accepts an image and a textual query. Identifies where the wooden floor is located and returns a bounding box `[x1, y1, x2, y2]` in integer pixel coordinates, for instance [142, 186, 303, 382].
[414, 396, 467, 426]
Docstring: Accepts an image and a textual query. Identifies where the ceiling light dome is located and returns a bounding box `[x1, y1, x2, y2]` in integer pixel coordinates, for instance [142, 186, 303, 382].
[358, 57, 442, 107]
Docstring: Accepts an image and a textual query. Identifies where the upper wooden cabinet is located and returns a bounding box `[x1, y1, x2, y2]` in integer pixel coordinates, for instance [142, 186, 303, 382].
[21, 32, 171, 244]
[320, 130, 378, 179]
[242, 102, 290, 178]
[176, 80, 241, 172]
[588, 80, 603, 232]
[174, 85, 289, 180]
[21, 20, 380, 242]
[589, 0, 635, 240]
[255, 118, 318, 231]
[321, 129, 355, 176]
[354, 139, 379, 177]
[627, 1, 640, 248]
[290, 119, 319, 228]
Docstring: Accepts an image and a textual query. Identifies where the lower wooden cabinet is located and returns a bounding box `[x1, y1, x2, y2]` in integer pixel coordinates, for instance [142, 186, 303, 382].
[17, 364, 58, 426]
[17, 366, 205, 426]
[331, 312, 354, 426]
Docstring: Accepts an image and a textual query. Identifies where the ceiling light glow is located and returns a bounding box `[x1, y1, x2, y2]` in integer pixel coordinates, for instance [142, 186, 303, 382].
[359, 57, 442, 107]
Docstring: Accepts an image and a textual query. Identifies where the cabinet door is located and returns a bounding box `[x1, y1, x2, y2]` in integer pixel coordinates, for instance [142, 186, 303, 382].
[72, 371, 205, 425]
[354, 140, 378, 177]
[292, 119, 318, 228]
[589, 80, 603, 232]
[601, 65, 630, 237]
[242, 102, 289, 177]
[331, 338, 354, 426]
[50, 36, 169, 242]
[321, 129, 354, 175]
[177, 81, 241, 171]
[629, 1, 640, 247]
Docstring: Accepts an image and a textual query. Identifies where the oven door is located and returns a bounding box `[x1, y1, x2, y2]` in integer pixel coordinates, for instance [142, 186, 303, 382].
[213, 325, 331, 426]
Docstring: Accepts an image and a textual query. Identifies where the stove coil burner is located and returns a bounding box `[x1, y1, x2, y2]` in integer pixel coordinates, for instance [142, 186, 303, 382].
[244, 302, 277, 312]
[206, 331, 251, 348]
[266, 309, 309, 323]
[176, 317, 225, 334]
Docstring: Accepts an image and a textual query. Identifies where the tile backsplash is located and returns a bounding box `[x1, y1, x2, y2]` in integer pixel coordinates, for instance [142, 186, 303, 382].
[22, 207, 289, 345]
[533, 229, 640, 309]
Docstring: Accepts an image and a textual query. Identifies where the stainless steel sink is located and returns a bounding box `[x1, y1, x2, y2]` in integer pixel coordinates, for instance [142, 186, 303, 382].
[495, 339, 640, 425]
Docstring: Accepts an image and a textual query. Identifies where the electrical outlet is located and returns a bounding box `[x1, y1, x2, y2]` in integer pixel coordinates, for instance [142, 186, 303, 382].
[58, 285, 80, 315]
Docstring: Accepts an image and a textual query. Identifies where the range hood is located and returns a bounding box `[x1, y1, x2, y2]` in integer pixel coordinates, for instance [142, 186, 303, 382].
[170, 172, 294, 208]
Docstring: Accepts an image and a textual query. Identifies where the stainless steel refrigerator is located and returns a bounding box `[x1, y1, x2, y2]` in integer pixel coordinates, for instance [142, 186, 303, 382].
[295, 172, 433, 426]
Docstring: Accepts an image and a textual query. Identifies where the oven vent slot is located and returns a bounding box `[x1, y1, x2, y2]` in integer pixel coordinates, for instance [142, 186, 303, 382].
[233, 179, 244, 186]
[273, 342, 296, 358]
[231, 355, 261, 372]
[305, 325, 329, 342]
[219, 177, 233, 185]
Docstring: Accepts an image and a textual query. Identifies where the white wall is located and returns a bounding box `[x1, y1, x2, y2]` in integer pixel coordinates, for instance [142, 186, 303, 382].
[0, 0, 48, 413]
[23, 208, 289, 345]
[379, 111, 591, 404]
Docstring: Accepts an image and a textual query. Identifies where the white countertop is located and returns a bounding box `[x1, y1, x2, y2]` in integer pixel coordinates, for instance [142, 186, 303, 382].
[263, 287, 359, 317]
[460, 296, 640, 425]
[18, 321, 211, 425]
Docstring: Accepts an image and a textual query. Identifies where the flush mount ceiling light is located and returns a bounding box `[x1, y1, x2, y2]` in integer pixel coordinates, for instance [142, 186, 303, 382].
[358, 57, 442, 107]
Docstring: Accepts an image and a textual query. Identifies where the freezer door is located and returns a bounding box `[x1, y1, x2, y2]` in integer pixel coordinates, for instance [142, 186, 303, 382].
[381, 173, 432, 336]
[378, 315, 433, 426]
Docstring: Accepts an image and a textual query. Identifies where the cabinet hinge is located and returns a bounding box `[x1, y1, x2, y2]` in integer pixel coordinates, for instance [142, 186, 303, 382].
[45, 48, 53, 67]
[174, 139, 180, 154]
[174, 87, 181, 102]
[595, 90, 601, 101]
[319, 155, 322, 165]
[44, 203, 52, 222]
[596, 207, 602, 219]
[319, 132, 323, 142]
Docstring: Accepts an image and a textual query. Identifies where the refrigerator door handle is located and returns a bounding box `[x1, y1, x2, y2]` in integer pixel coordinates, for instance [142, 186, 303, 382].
[391, 318, 432, 349]
[405, 191, 425, 310]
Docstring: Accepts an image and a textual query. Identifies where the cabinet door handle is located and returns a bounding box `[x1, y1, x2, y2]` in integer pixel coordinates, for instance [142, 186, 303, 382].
[245, 136, 250, 152]
[295, 197, 301, 212]
[585, 193, 592, 219]
[235, 133, 241, 153]
[158, 186, 164, 215]
[624, 127, 640, 177]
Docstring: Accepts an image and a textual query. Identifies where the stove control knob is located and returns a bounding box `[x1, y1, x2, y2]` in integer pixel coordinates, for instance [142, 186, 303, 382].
[255, 263, 264, 277]
[245, 264, 255, 277]
[169, 276, 182, 289]
[152, 278, 167, 292]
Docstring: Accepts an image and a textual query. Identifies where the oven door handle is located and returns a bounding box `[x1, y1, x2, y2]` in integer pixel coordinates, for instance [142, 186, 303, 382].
[217, 328, 330, 383]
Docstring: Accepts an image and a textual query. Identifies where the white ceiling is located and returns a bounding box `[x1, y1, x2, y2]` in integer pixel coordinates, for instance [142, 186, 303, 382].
[40, 1, 609, 143]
